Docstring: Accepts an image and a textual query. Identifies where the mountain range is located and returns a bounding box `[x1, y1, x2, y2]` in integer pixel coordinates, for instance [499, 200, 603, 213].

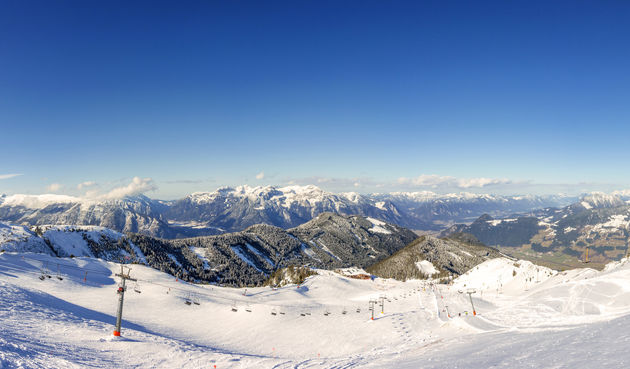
[0, 185, 574, 238]
[441, 192, 630, 265]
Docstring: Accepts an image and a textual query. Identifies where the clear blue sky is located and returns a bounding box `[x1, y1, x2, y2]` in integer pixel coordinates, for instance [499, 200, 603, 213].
[1, 0, 629, 199]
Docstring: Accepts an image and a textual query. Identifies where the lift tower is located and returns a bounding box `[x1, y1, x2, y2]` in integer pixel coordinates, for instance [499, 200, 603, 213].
[113, 265, 136, 337]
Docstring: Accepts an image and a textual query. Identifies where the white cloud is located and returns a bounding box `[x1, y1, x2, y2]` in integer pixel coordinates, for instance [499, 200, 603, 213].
[0, 173, 22, 180]
[95, 177, 157, 200]
[255, 171, 265, 180]
[398, 174, 512, 189]
[77, 181, 97, 190]
[457, 177, 512, 188]
[398, 174, 455, 187]
[46, 183, 62, 192]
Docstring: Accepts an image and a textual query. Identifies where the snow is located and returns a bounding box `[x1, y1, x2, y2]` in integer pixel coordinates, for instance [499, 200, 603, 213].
[415, 260, 438, 276]
[190, 247, 210, 270]
[300, 243, 319, 260]
[3, 253, 630, 368]
[366, 217, 392, 234]
[167, 253, 182, 268]
[245, 243, 274, 266]
[311, 240, 341, 261]
[0, 222, 51, 254]
[581, 201, 593, 209]
[42, 229, 95, 257]
[489, 218, 517, 226]
[230, 246, 263, 273]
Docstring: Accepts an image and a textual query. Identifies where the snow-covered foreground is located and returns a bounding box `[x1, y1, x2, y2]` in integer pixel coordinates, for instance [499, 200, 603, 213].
[1, 253, 630, 368]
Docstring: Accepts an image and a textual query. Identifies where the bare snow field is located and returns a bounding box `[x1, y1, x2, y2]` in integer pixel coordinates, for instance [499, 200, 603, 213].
[1, 253, 630, 368]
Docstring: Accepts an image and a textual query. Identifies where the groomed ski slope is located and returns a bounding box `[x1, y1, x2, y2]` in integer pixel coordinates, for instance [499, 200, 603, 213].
[1, 253, 630, 368]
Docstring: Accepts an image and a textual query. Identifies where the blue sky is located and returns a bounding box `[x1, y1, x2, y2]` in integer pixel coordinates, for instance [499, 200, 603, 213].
[1, 0, 629, 199]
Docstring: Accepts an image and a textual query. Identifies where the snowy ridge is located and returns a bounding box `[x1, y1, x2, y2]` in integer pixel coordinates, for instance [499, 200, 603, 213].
[580, 192, 625, 209]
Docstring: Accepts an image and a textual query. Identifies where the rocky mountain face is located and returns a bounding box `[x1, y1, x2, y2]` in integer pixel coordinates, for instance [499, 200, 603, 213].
[366, 234, 501, 281]
[0, 194, 178, 238]
[440, 193, 630, 263]
[0, 213, 417, 286]
[0, 185, 574, 238]
[165, 185, 407, 232]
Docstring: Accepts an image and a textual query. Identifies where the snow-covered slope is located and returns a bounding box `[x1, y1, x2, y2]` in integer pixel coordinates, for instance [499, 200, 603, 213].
[2, 252, 630, 368]
[0, 222, 51, 254]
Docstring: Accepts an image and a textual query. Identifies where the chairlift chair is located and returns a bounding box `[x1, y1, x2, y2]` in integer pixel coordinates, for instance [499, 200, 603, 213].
[56, 265, 63, 281]
[231, 301, 238, 312]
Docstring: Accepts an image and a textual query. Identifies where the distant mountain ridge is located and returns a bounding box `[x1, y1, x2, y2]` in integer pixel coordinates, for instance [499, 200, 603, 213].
[0, 185, 575, 238]
[441, 192, 630, 264]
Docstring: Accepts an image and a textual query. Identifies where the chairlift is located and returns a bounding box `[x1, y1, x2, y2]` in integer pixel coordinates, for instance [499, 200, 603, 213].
[342, 307, 347, 315]
[133, 281, 141, 294]
[245, 304, 252, 313]
[42, 262, 52, 279]
[356, 307, 361, 313]
[271, 308, 277, 316]
[231, 301, 238, 312]
[324, 310, 330, 316]
[184, 293, 192, 305]
[193, 295, 200, 305]
[56, 265, 63, 281]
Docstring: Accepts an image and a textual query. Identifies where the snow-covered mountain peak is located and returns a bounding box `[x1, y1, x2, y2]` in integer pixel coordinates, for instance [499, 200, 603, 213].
[188, 184, 332, 204]
[580, 192, 625, 209]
